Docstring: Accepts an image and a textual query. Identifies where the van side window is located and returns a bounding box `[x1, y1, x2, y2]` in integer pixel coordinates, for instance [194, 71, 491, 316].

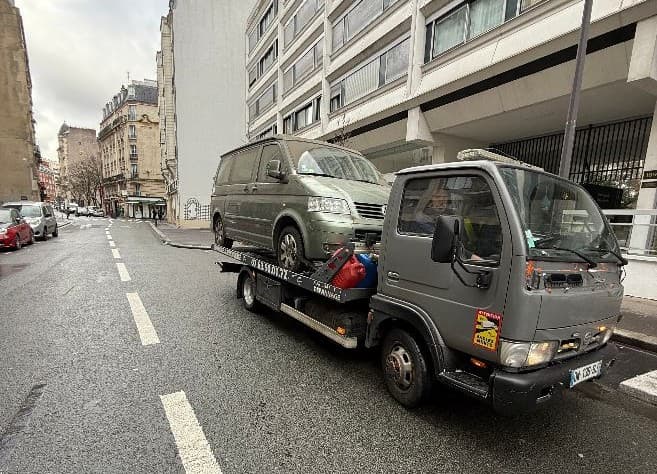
[257, 144, 283, 183]
[216, 156, 233, 185]
[228, 149, 259, 184]
[398, 175, 503, 264]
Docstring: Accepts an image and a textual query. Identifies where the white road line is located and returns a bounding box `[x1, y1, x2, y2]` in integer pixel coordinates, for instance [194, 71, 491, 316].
[620, 369, 657, 405]
[109, 241, 116, 248]
[116, 262, 131, 282]
[160, 391, 222, 474]
[107, 234, 112, 240]
[126, 292, 159, 345]
[112, 248, 121, 259]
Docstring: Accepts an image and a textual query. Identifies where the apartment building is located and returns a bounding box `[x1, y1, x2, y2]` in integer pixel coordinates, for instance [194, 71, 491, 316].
[0, 0, 39, 204]
[56, 124, 99, 205]
[157, 11, 178, 224]
[37, 160, 58, 202]
[245, 0, 657, 285]
[99, 80, 165, 218]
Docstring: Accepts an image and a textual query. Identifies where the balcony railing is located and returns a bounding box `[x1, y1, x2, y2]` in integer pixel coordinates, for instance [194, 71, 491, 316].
[130, 153, 138, 160]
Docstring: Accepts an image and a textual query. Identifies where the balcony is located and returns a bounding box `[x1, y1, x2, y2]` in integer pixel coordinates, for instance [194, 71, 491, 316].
[129, 153, 138, 161]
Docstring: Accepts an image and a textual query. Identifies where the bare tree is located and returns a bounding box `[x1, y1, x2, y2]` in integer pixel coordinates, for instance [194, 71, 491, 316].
[68, 155, 103, 206]
[333, 113, 352, 148]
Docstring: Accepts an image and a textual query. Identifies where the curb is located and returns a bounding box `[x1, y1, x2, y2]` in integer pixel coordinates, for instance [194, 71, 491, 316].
[619, 370, 657, 407]
[57, 221, 72, 229]
[612, 329, 657, 353]
[148, 222, 212, 250]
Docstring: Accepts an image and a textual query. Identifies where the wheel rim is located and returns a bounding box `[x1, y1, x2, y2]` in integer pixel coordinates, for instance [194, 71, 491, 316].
[243, 277, 255, 306]
[385, 344, 414, 391]
[279, 233, 298, 269]
[15, 236, 21, 249]
[214, 219, 224, 245]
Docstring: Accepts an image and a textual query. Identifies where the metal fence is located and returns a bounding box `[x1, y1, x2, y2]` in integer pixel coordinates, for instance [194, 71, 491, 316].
[603, 209, 657, 256]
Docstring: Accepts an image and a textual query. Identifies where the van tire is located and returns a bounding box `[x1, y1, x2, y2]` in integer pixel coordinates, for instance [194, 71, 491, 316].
[52, 225, 58, 237]
[381, 328, 432, 408]
[277, 226, 305, 272]
[214, 215, 233, 248]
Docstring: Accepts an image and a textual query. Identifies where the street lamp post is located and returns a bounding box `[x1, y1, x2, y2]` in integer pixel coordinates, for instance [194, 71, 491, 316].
[559, 0, 593, 179]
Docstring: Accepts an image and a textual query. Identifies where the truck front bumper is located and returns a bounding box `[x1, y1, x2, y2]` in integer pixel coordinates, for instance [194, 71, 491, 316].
[491, 342, 618, 415]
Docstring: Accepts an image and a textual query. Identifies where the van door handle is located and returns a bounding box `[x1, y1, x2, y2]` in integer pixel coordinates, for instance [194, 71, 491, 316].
[243, 185, 249, 192]
[251, 185, 258, 192]
[387, 271, 399, 282]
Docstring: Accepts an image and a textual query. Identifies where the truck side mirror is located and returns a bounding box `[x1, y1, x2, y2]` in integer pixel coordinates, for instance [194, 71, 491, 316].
[266, 159, 284, 180]
[431, 216, 462, 263]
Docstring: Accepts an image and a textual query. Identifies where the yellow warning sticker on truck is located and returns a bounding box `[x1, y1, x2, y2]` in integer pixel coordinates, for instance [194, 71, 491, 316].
[472, 309, 502, 351]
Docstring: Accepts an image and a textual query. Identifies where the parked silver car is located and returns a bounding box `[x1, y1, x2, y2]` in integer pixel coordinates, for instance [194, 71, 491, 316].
[2, 201, 58, 239]
[211, 136, 390, 271]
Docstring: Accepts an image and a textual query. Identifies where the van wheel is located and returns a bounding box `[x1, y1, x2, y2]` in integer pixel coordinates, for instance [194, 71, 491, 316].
[381, 328, 432, 408]
[277, 226, 304, 272]
[214, 215, 233, 248]
[241, 272, 259, 312]
[52, 225, 58, 237]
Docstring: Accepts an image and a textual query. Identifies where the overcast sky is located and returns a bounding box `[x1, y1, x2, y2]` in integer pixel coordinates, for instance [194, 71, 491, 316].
[16, 0, 169, 162]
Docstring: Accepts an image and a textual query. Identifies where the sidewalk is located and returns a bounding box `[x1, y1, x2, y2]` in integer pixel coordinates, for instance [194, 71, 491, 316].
[150, 222, 657, 348]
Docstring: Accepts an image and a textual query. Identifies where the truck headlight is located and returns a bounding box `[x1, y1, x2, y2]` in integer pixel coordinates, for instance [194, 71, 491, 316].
[500, 339, 558, 368]
[308, 197, 350, 215]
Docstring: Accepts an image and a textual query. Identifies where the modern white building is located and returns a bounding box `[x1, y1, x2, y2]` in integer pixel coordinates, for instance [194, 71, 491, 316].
[164, 0, 257, 227]
[245, 0, 657, 298]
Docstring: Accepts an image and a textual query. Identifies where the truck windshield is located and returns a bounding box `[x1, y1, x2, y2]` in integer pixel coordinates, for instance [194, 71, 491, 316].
[286, 141, 383, 185]
[499, 167, 621, 263]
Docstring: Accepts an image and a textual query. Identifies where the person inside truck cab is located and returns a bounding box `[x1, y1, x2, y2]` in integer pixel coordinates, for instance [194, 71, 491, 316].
[409, 179, 502, 263]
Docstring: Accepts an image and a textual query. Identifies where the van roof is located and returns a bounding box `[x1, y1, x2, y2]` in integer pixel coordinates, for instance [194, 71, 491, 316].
[2, 201, 46, 206]
[221, 134, 362, 158]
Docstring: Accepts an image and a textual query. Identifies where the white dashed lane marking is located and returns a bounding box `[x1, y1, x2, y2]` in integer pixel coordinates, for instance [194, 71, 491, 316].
[112, 249, 121, 259]
[116, 262, 131, 282]
[109, 241, 116, 248]
[107, 234, 112, 240]
[126, 292, 159, 346]
[160, 391, 222, 474]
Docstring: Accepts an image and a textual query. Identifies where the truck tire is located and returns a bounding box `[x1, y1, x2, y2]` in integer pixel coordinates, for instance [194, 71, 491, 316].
[214, 215, 233, 248]
[381, 328, 432, 408]
[277, 226, 305, 272]
[240, 272, 260, 313]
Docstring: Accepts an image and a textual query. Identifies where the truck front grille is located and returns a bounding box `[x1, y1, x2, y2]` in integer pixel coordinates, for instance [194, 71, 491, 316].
[354, 202, 385, 220]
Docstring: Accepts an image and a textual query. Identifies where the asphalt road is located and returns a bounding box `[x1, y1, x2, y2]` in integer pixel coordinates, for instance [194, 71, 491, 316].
[1, 218, 657, 473]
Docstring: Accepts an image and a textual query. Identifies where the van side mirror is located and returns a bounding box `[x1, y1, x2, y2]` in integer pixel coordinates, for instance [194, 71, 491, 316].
[266, 159, 284, 180]
[431, 216, 461, 263]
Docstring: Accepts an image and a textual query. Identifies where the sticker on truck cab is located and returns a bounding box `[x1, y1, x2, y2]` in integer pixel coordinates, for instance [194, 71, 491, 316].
[472, 309, 503, 351]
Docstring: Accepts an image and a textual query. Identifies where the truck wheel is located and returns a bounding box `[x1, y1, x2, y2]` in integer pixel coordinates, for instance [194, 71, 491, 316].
[381, 328, 432, 408]
[277, 226, 304, 272]
[240, 272, 259, 312]
[214, 215, 233, 248]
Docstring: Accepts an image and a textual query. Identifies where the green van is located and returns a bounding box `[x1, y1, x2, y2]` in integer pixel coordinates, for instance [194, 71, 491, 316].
[211, 136, 390, 271]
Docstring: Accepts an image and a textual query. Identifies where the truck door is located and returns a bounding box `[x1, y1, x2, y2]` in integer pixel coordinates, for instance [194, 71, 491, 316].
[224, 146, 260, 243]
[380, 170, 512, 360]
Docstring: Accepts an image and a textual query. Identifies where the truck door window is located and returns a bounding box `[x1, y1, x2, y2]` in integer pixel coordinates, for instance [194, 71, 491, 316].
[257, 144, 283, 183]
[398, 175, 503, 264]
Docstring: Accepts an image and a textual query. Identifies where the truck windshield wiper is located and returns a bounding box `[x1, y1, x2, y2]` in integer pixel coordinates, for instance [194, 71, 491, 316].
[581, 247, 628, 266]
[299, 172, 337, 179]
[537, 246, 597, 268]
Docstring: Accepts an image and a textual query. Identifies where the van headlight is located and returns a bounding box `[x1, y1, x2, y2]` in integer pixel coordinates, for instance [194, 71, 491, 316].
[308, 197, 351, 215]
[500, 339, 558, 368]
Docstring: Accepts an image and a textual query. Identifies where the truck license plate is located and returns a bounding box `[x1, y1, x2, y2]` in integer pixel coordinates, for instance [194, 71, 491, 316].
[569, 360, 602, 388]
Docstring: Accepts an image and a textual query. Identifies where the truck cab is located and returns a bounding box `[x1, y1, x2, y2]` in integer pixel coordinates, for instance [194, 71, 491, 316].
[367, 151, 623, 413]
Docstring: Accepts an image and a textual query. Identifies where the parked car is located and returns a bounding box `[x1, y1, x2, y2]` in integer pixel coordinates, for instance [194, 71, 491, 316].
[87, 206, 105, 217]
[211, 136, 391, 271]
[2, 201, 58, 239]
[76, 206, 88, 216]
[0, 208, 34, 249]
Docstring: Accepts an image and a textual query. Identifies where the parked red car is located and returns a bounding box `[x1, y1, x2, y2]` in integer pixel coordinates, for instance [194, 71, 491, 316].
[0, 208, 34, 250]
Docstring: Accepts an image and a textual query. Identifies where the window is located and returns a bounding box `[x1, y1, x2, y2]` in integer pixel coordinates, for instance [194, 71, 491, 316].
[248, 66, 258, 88]
[283, 0, 324, 48]
[228, 148, 259, 183]
[283, 96, 321, 133]
[254, 123, 277, 140]
[330, 38, 409, 112]
[282, 40, 323, 93]
[248, 1, 278, 54]
[425, 0, 544, 62]
[135, 183, 141, 196]
[216, 156, 233, 185]
[128, 125, 136, 139]
[128, 85, 135, 98]
[249, 84, 277, 121]
[332, 0, 399, 51]
[398, 175, 502, 264]
[128, 105, 137, 121]
[258, 40, 278, 78]
[257, 144, 284, 182]
[131, 163, 138, 178]
[130, 144, 137, 157]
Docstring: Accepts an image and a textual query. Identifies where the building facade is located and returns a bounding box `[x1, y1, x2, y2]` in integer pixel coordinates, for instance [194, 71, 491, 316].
[157, 11, 178, 224]
[164, 0, 257, 227]
[37, 160, 58, 202]
[99, 80, 166, 218]
[0, 0, 39, 204]
[56, 124, 99, 205]
[245, 0, 657, 297]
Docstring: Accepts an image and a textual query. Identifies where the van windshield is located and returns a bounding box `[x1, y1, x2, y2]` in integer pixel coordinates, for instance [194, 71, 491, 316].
[286, 141, 383, 185]
[499, 167, 621, 263]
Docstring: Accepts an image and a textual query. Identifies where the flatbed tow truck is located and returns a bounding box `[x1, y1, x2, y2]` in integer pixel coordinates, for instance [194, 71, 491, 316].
[212, 150, 624, 414]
